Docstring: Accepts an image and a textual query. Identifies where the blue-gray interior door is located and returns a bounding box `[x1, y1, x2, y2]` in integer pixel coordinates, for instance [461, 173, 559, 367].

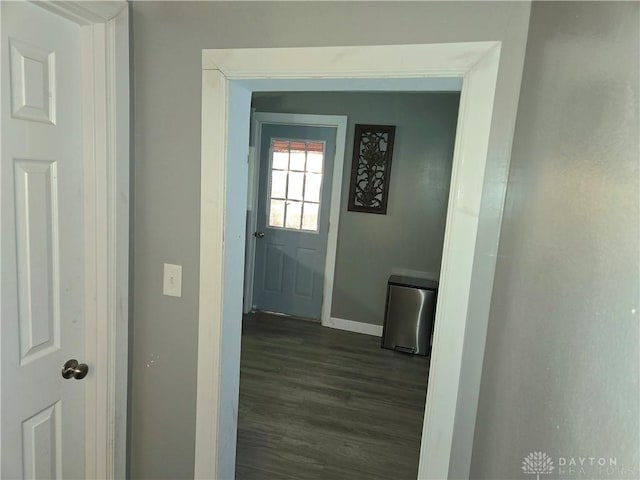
[253, 123, 336, 319]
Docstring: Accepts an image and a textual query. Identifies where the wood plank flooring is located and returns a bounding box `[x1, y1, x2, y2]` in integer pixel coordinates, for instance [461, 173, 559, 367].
[235, 312, 431, 480]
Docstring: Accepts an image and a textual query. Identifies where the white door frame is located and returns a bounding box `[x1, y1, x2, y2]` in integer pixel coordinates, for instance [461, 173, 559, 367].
[243, 112, 348, 323]
[1, 2, 130, 478]
[196, 43, 501, 479]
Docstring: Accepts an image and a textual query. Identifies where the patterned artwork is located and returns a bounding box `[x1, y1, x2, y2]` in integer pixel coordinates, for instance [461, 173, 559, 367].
[348, 124, 396, 214]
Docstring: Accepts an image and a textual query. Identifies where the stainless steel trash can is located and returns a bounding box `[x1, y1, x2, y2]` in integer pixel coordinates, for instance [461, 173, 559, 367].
[382, 275, 438, 356]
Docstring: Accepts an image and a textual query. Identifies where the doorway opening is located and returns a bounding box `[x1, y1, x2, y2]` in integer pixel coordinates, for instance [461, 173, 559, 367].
[196, 43, 502, 480]
[237, 91, 460, 478]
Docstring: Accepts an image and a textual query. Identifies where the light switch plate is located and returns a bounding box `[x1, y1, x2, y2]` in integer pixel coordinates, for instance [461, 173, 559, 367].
[163, 263, 182, 297]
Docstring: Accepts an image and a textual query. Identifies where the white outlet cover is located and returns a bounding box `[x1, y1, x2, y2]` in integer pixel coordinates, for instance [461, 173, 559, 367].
[163, 263, 182, 297]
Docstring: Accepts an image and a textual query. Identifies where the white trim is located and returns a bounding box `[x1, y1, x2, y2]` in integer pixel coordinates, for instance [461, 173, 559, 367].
[197, 42, 502, 480]
[243, 112, 347, 324]
[35, 1, 126, 26]
[202, 43, 493, 77]
[32, 2, 130, 479]
[419, 44, 501, 479]
[325, 317, 383, 337]
[196, 69, 227, 479]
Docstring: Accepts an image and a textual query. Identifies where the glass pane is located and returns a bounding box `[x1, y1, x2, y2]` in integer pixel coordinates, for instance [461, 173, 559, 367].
[304, 173, 322, 202]
[269, 199, 285, 228]
[289, 142, 307, 171]
[306, 146, 324, 173]
[287, 172, 304, 201]
[301, 203, 319, 231]
[272, 150, 289, 170]
[285, 201, 302, 229]
[271, 171, 287, 199]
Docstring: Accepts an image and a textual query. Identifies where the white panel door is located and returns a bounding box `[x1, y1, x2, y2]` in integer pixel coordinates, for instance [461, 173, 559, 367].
[2, 2, 86, 478]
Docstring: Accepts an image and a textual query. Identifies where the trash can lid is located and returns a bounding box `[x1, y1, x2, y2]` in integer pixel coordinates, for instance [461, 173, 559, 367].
[388, 275, 439, 290]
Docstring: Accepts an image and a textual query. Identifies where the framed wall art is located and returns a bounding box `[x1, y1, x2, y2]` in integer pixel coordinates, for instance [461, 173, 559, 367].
[347, 124, 396, 214]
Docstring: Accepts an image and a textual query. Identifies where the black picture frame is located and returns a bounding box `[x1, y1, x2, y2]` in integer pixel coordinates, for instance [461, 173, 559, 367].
[347, 124, 396, 214]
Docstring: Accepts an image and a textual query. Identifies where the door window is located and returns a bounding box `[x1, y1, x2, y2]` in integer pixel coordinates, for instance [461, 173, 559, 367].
[268, 139, 324, 232]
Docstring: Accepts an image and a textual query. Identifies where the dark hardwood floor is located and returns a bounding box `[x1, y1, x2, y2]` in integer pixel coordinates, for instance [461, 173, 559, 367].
[235, 312, 431, 480]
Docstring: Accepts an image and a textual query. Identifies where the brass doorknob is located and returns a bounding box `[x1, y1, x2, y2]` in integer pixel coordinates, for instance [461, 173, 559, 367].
[61, 359, 89, 380]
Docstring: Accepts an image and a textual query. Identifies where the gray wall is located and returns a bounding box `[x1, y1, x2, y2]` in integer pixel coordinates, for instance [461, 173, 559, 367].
[130, 2, 530, 478]
[471, 2, 640, 478]
[251, 92, 460, 326]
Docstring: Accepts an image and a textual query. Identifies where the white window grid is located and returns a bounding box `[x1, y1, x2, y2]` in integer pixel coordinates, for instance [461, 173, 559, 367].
[266, 138, 326, 233]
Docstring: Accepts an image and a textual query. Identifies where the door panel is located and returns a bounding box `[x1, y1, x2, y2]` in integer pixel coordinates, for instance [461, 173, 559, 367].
[293, 247, 315, 298]
[264, 244, 285, 293]
[21, 402, 62, 479]
[2, 2, 86, 478]
[14, 159, 60, 364]
[253, 123, 336, 319]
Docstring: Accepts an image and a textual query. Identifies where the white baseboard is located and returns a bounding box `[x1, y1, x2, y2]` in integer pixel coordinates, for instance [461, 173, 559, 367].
[323, 316, 383, 337]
